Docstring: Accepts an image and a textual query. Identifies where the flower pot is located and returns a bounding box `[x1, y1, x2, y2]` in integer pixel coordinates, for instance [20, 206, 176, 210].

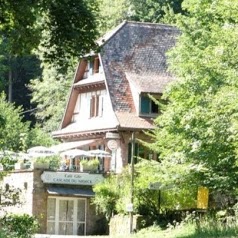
[80, 164, 98, 172]
[33, 162, 49, 169]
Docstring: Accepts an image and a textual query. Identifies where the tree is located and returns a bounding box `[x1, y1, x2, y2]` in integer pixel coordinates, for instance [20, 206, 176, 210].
[146, 0, 238, 197]
[28, 62, 73, 132]
[0, 42, 41, 119]
[0, 0, 99, 109]
[0, 0, 99, 65]
[39, 0, 100, 68]
[98, 0, 131, 34]
[0, 93, 29, 151]
[0, 93, 54, 152]
[93, 161, 197, 221]
[129, 0, 184, 23]
[98, 0, 184, 34]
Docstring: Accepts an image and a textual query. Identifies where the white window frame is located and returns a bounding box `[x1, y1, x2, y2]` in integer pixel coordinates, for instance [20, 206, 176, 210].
[47, 196, 87, 236]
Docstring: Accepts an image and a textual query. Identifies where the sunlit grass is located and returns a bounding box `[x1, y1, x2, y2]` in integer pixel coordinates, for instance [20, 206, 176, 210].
[131, 217, 238, 238]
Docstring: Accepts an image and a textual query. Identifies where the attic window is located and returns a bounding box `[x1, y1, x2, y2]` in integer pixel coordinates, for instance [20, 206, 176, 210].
[140, 95, 159, 115]
[83, 57, 100, 78]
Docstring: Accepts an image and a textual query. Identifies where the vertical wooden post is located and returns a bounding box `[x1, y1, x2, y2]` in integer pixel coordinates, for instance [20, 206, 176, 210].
[130, 131, 135, 233]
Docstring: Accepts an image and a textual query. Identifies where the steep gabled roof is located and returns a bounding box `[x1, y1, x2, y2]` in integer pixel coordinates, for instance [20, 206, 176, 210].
[100, 21, 179, 113]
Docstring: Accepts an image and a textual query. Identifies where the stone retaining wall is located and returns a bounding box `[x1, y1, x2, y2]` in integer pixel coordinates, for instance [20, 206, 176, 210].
[109, 214, 144, 236]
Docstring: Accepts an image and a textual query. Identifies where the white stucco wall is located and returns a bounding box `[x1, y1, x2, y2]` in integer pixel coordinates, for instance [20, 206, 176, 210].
[0, 171, 34, 216]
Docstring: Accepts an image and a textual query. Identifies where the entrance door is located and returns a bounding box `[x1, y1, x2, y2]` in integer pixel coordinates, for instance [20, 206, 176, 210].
[47, 197, 86, 235]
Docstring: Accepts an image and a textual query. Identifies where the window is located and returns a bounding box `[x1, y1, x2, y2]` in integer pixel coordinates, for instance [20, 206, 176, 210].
[75, 91, 106, 120]
[83, 57, 100, 78]
[128, 142, 156, 164]
[47, 197, 86, 236]
[90, 94, 103, 118]
[140, 95, 159, 115]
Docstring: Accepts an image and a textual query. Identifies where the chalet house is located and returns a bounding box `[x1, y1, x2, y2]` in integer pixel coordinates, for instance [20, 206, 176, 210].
[52, 21, 179, 172]
[47, 21, 179, 235]
[0, 21, 179, 237]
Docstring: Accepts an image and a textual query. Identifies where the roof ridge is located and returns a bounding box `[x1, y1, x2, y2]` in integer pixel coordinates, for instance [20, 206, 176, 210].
[97, 21, 178, 47]
[97, 21, 128, 46]
[125, 20, 177, 29]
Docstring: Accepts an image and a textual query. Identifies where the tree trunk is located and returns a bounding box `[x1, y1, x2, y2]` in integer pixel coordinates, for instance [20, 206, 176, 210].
[8, 67, 13, 103]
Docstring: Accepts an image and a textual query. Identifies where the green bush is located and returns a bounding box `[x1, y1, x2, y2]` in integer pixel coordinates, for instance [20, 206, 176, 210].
[48, 155, 61, 170]
[93, 160, 197, 222]
[0, 213, 39, 238]
[34, 155, 61, 170]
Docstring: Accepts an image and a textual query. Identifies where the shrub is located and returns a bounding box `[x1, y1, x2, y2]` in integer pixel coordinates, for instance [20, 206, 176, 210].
[34, 155, 61, 170]
[0, 213, 39, 238]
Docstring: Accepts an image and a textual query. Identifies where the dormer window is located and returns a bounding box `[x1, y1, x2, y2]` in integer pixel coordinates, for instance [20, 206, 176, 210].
[83, 57, 100, 78]
[140, 94, 159, 116]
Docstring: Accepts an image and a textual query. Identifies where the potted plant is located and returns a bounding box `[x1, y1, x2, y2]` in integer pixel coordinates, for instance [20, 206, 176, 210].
[33, 156, 50, 169]
[48, 155, 61, 171]
[33, 155, 61, 170]
[80, 158, 99, 172]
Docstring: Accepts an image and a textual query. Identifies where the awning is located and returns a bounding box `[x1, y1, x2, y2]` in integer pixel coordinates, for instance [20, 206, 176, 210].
[47, 186, 95, 197]
[50, 139, 95, 153]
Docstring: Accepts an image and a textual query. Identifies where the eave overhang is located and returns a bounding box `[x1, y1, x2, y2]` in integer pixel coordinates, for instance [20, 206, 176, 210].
[52, 127, 119, 140]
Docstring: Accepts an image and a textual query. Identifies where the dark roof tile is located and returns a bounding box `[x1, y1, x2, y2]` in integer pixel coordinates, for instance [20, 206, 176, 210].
[101, 21, 179, 112]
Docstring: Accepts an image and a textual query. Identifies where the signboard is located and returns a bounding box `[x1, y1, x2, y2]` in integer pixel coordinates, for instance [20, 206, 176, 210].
[126, 203, 133, 212]
[149, 182, 162, 190]
[149, 182, 174, 190]
[41, 171, 104, 185]
[197, 186, 209, 209]
[107, 139, 118, 151]
[106, 132, 120, 139]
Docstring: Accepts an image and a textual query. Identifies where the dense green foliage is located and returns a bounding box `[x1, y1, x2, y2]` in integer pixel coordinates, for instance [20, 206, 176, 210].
[0, 43, 41, 117]
[0, 93, 54, 151]
[146, 0, 238, 197]
[26, 124, 56, 148]
[129, 0, 184, 23]
[0, 213, 39, 238]
[0, 0, 100, 115]
[39, 0, 100, 68]
[98, 0, 131, 34]
[28, 62, 73, 132]
[98, 0, 184, 34]
[93, 161, 197, 221]
[0, 0, 99, 64]
[0, 93, 29, 151]
[0, 1, 40, 55]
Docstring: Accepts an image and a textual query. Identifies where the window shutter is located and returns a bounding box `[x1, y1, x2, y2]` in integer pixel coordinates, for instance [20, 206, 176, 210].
[95, 95, 99, 116]
[94, 58, 99, 74]
[74, 95, 80, 113]
[98, 95, 104, 117]
[90, 96, 95, 118]
[83, 63, 89, 79]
